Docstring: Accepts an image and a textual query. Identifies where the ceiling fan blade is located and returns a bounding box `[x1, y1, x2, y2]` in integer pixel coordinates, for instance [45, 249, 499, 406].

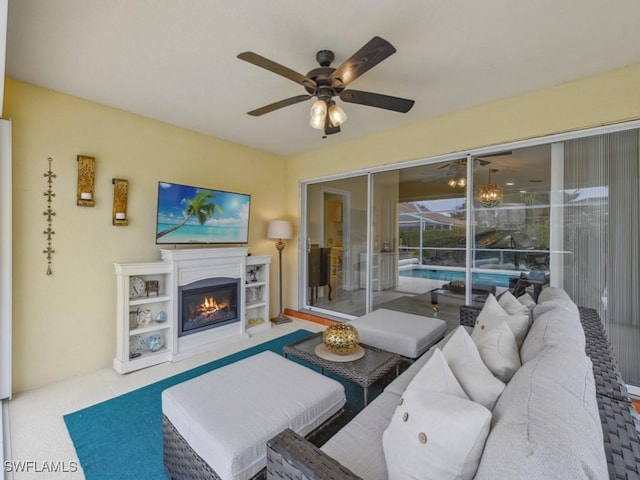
[329, 36, 396, 89]
[238, 52, 317, 89]
[247, 95, 313, 116]
[324, 115, 341, 135]
[340, 89, 414, 113]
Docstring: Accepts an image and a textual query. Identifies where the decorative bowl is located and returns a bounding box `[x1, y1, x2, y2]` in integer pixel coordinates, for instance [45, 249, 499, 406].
[145, 334, 165, 352]
[322, 323, 359, 355]
[446, 281, 466, 295]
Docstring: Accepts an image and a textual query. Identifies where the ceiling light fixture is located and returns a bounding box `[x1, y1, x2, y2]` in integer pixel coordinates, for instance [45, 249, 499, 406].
[327, 101, 347, 127]
[309, 99, 347, 130]
[476, 169, 503, 207]
[447, 176, 466, 188]
[309, 100, 327, 129]
[447, 164, 466, 188]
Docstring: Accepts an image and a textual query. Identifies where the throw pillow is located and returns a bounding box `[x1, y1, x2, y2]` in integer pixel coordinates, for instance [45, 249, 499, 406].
[382, 390, 491, 480]
[498, 290, 531, 316]
[517, 293, 536, 308]
[472, 321, 521, 382]
[475, 294, 530, 349]
[408, 348, 469, 399]
[442, 326, 505, 410]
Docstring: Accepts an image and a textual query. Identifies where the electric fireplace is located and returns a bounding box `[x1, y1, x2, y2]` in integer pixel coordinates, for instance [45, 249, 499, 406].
[178, 277, 240, 337]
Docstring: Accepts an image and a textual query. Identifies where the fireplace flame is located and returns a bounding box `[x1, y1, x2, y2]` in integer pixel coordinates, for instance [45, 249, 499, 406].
[199, 296, 229, 315]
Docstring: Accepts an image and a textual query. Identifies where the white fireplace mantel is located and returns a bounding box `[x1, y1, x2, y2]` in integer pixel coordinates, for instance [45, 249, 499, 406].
[161, 247, 250, 361]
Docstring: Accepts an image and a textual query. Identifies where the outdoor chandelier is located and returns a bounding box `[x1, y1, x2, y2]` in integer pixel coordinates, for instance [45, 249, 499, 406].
[309, 99, 347, 130]
[476, 169, 503, 207]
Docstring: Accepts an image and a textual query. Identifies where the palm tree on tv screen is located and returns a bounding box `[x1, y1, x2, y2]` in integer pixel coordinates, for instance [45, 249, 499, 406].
[156, 189, 223, 240]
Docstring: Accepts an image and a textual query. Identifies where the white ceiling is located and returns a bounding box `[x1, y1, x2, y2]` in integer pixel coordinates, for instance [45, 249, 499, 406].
[6, 0, 640, 157]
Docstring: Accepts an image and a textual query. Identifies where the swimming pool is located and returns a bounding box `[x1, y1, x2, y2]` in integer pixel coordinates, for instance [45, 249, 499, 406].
[400, 268, 514, 287]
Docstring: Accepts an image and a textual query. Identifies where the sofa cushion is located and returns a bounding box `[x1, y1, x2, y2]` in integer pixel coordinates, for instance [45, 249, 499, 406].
[532, 286, 577, 319]
[474, 345, 607, 480]
[498, 290, 531, 316]
[519, 306, 585, 364]
[472, 321, 521, 382]
[475, 294, 529, 348]
[321, 391, 399, 480]
[408, 348, 469, 399]
[442, 327, 505, 410]
[382, 390, 491, 480]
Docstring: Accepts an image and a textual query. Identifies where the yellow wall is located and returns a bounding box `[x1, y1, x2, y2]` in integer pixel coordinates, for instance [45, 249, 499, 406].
[283, 64, 640, 309]
[3, 78, 286, 393]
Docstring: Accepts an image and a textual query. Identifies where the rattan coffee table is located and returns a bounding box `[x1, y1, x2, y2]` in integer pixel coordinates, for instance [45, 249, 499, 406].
[284, 332, 401, 405]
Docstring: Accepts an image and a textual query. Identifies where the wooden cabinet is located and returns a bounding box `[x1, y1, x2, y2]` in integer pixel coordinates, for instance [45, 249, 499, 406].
[308, 246, 331, 304]
[114, 262, 173, 374]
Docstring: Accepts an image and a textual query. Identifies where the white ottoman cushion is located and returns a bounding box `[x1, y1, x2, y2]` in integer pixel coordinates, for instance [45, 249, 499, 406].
[162, 350, 345, 480]
[350, 308, 447, 358]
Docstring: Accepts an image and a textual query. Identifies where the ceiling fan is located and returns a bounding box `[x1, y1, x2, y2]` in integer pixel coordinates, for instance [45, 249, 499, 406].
[437, 151, 512, 187]
[237, 36, 415, 136]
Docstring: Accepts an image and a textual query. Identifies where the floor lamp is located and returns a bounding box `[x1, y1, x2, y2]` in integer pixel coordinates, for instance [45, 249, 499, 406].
[267, 220, 293, 324]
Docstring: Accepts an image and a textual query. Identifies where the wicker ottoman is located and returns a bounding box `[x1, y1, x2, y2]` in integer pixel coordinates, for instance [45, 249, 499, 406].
[162, 350, 345, 480]
[350, 308, 447, 359]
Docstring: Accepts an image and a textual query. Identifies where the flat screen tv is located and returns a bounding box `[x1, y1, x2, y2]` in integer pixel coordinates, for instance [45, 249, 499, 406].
[155, 181, 251, 244]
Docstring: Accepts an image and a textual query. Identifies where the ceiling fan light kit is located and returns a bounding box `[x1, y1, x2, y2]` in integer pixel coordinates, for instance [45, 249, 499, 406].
[448, 176, 466, 188]
[309, 100, 327, 129]
[238, 36, 414, 136]
[327, 101, 347, 127]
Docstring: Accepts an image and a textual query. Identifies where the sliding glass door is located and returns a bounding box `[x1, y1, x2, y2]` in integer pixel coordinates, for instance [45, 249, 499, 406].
[303, 175, 368, 317]
[300, 126, 640, 388]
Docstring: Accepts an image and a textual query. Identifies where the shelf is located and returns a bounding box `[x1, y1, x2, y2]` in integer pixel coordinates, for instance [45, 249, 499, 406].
[115, 261, 173, 374]
[129, 294, 170, 306]
[129, 322, 171, 336]
[114, 347, 172, 374]
[245, 281, 266, 288]
[246, 301, 267, 309]
[246, 319, 269, 332]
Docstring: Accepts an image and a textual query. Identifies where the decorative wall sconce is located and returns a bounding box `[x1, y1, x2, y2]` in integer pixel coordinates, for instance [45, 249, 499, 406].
[112, 178, 129, 226]
[76, 155, 96, 207]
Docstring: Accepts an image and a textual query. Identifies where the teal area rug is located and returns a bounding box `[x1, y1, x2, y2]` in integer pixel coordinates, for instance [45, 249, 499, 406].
[64, 330, 382, 480]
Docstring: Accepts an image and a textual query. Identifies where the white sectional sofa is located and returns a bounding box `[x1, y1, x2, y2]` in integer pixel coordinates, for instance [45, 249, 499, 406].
[266, 287, 640, 480]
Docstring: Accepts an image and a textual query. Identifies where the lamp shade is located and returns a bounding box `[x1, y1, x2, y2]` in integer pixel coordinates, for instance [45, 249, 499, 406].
[267, 220, 292, 240]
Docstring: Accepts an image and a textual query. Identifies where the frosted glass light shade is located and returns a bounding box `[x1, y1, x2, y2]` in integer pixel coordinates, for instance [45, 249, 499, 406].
[328, 103, 347, 126]
[267, 220, 292, 240]
[309, 100, 327, 129]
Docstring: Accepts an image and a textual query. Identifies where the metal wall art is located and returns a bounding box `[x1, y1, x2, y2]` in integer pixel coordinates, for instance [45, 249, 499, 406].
[43, 157, 56, 275]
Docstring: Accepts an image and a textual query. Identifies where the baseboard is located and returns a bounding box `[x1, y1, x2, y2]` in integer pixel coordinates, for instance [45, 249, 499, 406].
[284, 308, 340, 326]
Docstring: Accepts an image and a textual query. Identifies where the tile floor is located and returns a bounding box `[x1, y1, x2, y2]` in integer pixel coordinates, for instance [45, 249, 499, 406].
[5, 318, 323, 480]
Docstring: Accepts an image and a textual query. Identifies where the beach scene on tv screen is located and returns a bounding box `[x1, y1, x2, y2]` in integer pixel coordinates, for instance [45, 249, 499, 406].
[156, 182, 250, 244]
